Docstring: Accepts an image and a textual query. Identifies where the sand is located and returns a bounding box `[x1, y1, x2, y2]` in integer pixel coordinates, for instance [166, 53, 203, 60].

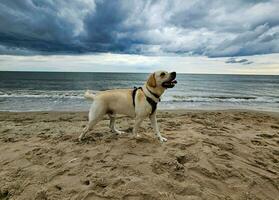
[0, 110, 279, 200]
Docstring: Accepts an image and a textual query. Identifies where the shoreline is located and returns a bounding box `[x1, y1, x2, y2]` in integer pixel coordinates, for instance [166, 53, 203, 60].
[1, 108, 279, 116]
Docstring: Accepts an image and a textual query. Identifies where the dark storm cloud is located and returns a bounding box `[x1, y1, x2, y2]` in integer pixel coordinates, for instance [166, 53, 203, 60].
[0, 0, 278, 57]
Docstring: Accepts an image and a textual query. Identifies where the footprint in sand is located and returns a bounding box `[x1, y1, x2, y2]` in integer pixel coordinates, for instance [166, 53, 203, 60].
[169, 140, 198, 150]
[0, 190, 10, 199]
[175, 153, 199, 165]
[257, 133, 277, 139]
[2, 137, 16, 143]
[135, 137, 152, 144]
[79, 191, 110, 200]
[1, 128, 11, 133]
[216, 151, 232, 160]
[270, 124, 279, 130]
[164, 121, 182, 131]
[251, 139, 267, 146]
[272, 149, 279, 156]
[54, 185, 62, 191]
[151, 157, 186, 182]
[35, 190, 48, 200]
[82, 180, 90, 186]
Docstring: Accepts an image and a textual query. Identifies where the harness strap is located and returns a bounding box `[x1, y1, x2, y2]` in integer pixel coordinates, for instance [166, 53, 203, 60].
[146, 86, 160, 99]
[132, 87, 139, 107]
[146, 96, 157, 115]
[132, 87, 157, 115]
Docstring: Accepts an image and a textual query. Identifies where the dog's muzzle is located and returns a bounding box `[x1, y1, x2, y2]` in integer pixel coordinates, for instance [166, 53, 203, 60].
[162, 72, 177, 88]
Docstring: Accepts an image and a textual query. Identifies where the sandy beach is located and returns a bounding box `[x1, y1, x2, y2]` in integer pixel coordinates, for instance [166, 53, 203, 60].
[0, 110, 279, 200]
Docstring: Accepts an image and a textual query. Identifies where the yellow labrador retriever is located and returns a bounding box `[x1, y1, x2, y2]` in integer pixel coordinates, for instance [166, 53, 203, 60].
[79, 71, 177, 142]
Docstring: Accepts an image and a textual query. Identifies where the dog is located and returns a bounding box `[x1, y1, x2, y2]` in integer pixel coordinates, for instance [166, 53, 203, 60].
[79, 70, 177, 142]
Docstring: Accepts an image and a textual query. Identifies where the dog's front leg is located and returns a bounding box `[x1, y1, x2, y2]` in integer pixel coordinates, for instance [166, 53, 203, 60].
[149, 112, 167, 142]
[133, 117, 144, 137]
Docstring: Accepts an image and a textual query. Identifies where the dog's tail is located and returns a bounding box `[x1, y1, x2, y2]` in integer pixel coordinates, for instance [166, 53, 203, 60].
[84, 90, 95, 101]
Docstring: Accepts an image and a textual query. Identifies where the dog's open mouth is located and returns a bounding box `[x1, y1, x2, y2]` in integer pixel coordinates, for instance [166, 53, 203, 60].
[162, 79, 177, 88]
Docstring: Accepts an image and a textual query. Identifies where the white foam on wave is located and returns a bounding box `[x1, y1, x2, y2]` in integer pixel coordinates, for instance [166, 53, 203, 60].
[1, 89, 279, 104]
[162, 95, 278, 103]
[0, 90, 99, 99]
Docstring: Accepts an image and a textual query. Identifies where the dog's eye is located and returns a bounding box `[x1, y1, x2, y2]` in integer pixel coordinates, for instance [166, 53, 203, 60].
[160, 72, 166, 77]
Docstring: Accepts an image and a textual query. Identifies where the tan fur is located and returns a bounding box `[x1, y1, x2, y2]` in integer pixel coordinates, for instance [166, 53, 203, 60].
[137, 89, 145, 102]
[147, 73, 156, 88]
[79, 70, 176, 143]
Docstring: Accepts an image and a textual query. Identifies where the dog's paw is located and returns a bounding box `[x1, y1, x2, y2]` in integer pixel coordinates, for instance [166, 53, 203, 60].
[159, 137, 167, 142]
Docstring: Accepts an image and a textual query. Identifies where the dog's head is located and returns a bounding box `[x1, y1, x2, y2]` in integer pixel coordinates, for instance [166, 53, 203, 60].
[147, 70, 177, 90]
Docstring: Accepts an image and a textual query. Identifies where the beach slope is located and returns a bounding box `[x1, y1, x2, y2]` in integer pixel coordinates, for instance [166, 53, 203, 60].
[0, 111, 279, 200]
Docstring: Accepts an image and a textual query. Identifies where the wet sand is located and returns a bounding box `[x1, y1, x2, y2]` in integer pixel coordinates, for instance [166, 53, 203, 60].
[0, 110, 279, 200]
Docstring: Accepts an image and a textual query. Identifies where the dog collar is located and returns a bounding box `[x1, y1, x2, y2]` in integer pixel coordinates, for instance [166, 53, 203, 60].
[143, 86, 160, 103]
[146, 86, 160, 99]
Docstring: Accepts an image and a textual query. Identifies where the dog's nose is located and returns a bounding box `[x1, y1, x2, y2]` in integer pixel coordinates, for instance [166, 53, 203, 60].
[171, 72, 176, 78]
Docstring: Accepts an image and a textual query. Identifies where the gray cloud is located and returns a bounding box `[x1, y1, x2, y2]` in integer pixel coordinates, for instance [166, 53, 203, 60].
[0, 0, 278, 57]
[225, 57, 253, 65]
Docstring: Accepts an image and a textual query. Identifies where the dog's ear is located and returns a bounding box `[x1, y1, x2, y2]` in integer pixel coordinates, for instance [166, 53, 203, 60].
[147, 73, 156, 88]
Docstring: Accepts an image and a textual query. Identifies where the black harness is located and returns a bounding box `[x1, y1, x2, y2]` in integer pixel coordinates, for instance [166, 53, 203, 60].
[146, 87, 160, 99]
[132, 87, 159, 115]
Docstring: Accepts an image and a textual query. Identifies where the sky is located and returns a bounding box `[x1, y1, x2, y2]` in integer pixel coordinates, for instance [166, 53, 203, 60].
[0, 0, 278, 74]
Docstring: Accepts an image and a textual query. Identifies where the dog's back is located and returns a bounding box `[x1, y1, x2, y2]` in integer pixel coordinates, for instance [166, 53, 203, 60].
[89, 89, 135, 117]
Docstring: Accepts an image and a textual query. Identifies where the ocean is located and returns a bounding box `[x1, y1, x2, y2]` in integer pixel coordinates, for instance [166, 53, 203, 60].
[0, 71, 278, 112]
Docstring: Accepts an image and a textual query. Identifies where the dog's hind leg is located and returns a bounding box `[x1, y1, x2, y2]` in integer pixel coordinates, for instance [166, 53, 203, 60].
[79, 119, 99, 141]
[79, 103, 104, 141]
[109, 114, 125, 135]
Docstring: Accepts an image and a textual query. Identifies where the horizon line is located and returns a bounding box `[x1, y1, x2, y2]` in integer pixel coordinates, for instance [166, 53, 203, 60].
[0, 70, 278, 76]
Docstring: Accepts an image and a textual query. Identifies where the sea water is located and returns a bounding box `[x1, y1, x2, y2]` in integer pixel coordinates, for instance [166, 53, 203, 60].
[0, 72, 278, 112]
